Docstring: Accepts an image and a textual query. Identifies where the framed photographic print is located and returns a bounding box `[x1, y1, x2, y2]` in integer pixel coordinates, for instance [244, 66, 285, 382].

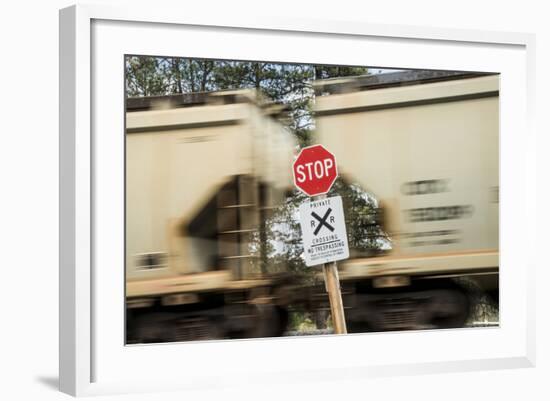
[59, 4, 535, 396]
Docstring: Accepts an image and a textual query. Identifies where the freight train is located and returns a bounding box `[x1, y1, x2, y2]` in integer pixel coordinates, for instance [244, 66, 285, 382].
[125, 70, 499, 343]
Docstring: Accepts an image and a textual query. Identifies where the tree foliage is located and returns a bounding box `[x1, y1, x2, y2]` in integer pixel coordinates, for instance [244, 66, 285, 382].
[125, 57, 170, 97]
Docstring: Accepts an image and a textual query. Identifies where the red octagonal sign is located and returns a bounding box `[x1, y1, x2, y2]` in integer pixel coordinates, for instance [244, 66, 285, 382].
[293, 144, 338, 196]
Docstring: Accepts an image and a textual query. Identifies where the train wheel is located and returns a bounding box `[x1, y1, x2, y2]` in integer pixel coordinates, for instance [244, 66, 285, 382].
[130, 312, 178, 343]
[429, 289, 470, 329]
[247, 304, 289, 338]
[346, 320, 371, 334]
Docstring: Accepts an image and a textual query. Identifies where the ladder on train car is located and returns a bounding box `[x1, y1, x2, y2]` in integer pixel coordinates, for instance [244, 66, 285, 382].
[216, 175, 266, 280]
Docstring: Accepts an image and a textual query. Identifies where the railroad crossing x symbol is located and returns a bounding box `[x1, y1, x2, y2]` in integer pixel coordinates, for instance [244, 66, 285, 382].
[311, 208, 335, 235]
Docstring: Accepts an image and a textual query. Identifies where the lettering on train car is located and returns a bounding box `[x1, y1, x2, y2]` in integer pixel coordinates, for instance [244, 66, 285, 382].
[401, 179, 449, 196]
[404, 205, 474, 223]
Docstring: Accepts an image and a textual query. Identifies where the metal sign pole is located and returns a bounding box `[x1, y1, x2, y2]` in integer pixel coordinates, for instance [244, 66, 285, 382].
[317, 194, 347, 334]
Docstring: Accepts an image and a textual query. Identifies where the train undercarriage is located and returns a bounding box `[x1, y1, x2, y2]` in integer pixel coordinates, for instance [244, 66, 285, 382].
[126, 273, 495, 344]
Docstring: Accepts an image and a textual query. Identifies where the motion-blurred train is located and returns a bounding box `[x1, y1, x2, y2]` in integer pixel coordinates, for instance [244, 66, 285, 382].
[125, 70, 499, 343]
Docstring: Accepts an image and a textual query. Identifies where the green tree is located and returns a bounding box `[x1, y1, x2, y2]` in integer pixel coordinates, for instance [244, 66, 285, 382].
[167, 58, 217, 93]
[125, 56, 170, 97]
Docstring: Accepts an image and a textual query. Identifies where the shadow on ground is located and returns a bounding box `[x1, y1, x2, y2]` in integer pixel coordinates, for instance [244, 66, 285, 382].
[36, 376, 58, 391]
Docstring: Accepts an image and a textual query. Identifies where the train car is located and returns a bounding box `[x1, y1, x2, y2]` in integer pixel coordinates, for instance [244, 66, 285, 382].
[313, 71, 499, 331]
[125, 89, 297, 343]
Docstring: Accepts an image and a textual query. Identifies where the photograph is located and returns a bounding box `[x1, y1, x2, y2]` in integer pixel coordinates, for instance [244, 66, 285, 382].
[124, 56, 500, 344]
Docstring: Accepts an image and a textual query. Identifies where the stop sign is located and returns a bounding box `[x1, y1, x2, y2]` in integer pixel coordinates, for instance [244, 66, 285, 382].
[293, 144, 338, 196]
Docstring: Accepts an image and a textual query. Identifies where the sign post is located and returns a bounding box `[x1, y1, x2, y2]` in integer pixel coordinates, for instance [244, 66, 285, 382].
[293, 145, 348, 334]
[323, 261, 347, 334]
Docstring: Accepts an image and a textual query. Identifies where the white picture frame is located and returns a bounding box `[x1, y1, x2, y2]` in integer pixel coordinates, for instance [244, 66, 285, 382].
[59, 4, 536, 397]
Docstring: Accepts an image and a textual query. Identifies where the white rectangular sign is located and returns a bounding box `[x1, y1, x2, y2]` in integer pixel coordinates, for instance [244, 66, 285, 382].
[299, 195, 350, 267]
